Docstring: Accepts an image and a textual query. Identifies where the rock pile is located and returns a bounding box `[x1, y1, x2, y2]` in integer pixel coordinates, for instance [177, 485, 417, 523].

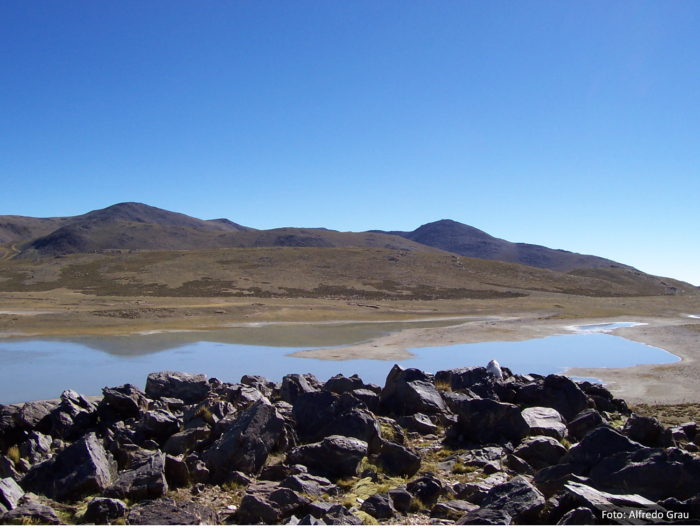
[1, 364, 699, 524]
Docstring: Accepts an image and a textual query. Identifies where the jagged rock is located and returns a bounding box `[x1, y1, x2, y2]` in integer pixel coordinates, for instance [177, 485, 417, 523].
[521, 407, 567, 440]
[145, 371, 210, 405]
[287, 436, 367, 478]
[281, 374, 320, 404]
[451, 394, 530, 444]
[21, 432, 117, 500]
[104, 449, 167, 501]
[0, 499, 61, 525]
[538, 492, 581, 525]
[517, 375, 589, 422]
[189, 460, 210, 484]
[407, 474, 443, 505]
[377, 416, 405, 445]
[622, 414, 666, 447]
[83, 497, 128, 524]
[377, 440, 421, 477]
[127, 497, 219, 524]
[436, 366, 500, 399]
[563, 481, 666, 520]
[389, 486, 414, 513]
[163, 426, 210, 455]
[49, 390, 97, 441]
[514, 436, 568, 471]
[241, 375, 276, 397]
[533, 464, 589, 498]
[557, 507, 599, 525]
[323, 374, 365, 394]
[380, 365, 447, 416]
[237, 482, 310, 524]
[16, 401, 56, 433]
[589, 446, 700, 501]
[164, 454, 190, 488]
[351, 389, 380, 413]
[204, 398, 285, 482]
[461, 447, 506, 469]
[431, 500, 479, 520]
[397, 413, 438, 435]
[561, 425, 643, 471]
[321, 504, 362, 525]
[480, 476, 545, 524]
[0, 457, 21, 482]
[161, 397, 186, 411]
[567, 408, 603, 441]
[0, 478, 23, 511]
[0, 405, 23, 452]
[453, 473, 510, 504]
[506, 454, 535, 476]
[456, 507, 512, 525]
[260, 463, 307, 482]
[102, 384, 149, 418]
[138, 409, 182, 443]
[280, 474, 337, 498]
[361, 493, 396, 519]
[19, 431, 52, 464]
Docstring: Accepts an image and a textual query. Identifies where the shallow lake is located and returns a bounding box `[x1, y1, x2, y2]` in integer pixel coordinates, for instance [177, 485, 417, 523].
[0, 320, 678, 404]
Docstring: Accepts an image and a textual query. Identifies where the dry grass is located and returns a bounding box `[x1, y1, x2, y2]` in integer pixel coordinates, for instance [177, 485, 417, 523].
[6, 445, 20, 465]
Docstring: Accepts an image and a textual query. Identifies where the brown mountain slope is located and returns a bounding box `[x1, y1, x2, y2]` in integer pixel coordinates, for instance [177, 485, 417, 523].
[375, 219, 632, 272]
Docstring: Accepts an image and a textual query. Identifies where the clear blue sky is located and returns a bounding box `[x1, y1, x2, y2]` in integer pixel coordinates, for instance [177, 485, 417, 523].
[1, 1, 699, 285]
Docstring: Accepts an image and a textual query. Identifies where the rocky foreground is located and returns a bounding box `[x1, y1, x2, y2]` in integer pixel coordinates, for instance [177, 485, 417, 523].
[1, 366, 700, 525]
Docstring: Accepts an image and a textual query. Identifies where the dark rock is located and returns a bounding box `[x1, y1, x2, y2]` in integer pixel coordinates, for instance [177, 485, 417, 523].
[83, 497, 128, 524]
[622, 414, 666, 447]
[533, 464, 589, 498]
[281, 374, 320, 405]
[161, 397, 186, 411]
[0, 478, 23, 511]
[377, 416, 405, 445]
[323, 374, 365, 395]
[49, 389, 97, 441]
[380, 364, 447, 417]
[361, 493, 396, 519]
[480, 476, 545, 524]
[521, 407, 567, 440]
[230, 385, 265, 410]
[451, 394, 530, 444]
[351, 389, 380, 413]
[517, 375, 589, 422]
[145, 371, 210, 405]
[164, 454, 190, 488]
[241, 374, 276, 397]
[564, 481, 667, 520]
[138, 409, 182, 443]
[0, 405, 23, 452]
[514, 436, 568, 471]
[377, 440, 421, 477]
[589, 446, 700, 501]
[436, 366, 500, 399]
[102, 384, 149, 419]
[506, 454, 535, 476]
[431, 500, 478, 520]
[127, 497, 219, 524]
[539, 492, 580, 525]
[456, 507, 512, 525]
[461, 447, 506, 469]
[287, 435, 367, 478]
[21, 431, 117, 500]
[321, 504, 362, 525]
[297, 514, 326, 525]
[0, 457, 21, 482]
[104, 449, 167, 501]
[260, 463, 307, 482]
[204, 398, 284, 481]
[557, 507, 599, 525]
[16, 401, 56, 433]
[19, 431, 52, 464]
[567, 408, 603, 441]
[237, 481, 310, 524]
[561, 425, 643, 471]
[397, 413, 438, 435]
[0, 499, 62, 525]
[389, 486, 414, 513]
[407, 474, 443, 505]
[453, 472, 510, 504]
[281, 474, 337, 498]
[163, 426, 210, 455]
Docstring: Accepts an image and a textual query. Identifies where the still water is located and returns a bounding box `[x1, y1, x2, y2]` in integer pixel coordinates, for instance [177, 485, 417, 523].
[0, 320, 678, 404]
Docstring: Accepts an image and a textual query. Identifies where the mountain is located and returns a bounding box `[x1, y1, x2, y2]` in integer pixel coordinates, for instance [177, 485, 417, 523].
[373, 219, 631, 273]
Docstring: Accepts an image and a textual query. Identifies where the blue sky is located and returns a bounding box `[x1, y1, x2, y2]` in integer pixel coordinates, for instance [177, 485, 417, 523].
[1, 1, 699, 285]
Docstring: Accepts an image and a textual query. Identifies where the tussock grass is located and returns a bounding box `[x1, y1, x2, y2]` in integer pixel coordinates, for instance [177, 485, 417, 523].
[6, 445, 20, 465]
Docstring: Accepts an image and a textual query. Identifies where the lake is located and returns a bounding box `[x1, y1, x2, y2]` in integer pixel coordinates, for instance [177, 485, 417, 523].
[0, 320, 678, 404]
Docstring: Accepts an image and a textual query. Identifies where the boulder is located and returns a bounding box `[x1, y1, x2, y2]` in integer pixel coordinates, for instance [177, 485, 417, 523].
[561, 425, 644, 472]
[280, 474, 337, 499]
[514, 436, 568, 471]
[49, 390, 97, 441]
[163, 426, 211, 456]
[281, 374, 320, 405]
[435, 366, 500, 399]
[321, 504, 363, 525]
[102, 384, 149, 418]
[563, 481, 666, 521]
[287, 436, 367, 478]
[323, 374, 365, 395]
[19, 431, 52, 464]
[83, 497, 128, 524]
[480, 476, 545, 524]
[516, 375, 589, 422]
[0, 498, 62, 525]
[16, 401, 56, 433]
[451, 394, 530, 444]
[567, 408, 604, 441]
[351, 389, 380, 413]
[0, 478, 23, 511]
[236, 481, 311, 524]
[388, 486, 414, 513]
[21, 432, 117, 501]
[377, 440, 421, 478]
[138, 409, 182, 443]
[145, 371, 210, 405]
[521, 407, 567, 440]
[453, 472, 510, 504]
[407, 474, 443, 505]
[164, 454, 190, 488]
[204, 398, 285, 482]
[104, 449, 167, 502]
[127, 497, 219, 525]
[431, 500, 479, 521]
[456, 507, 512, 525]
[380, 365, 447, 417]
[397, 413, 438, 435]
[460, 447, 507, 469]
[241, 375, 276, 397]
[0, 405, 23, 452]
[361, 493, 396, 520]
[533, 464, 589, 498]
[622, 414, 666, 447]
[0, 457, 22, 482]
[557, 507, 599, 525]
[259, 463, 307, 482]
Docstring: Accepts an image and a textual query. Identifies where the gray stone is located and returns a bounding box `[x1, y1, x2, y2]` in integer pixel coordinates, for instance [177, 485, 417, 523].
[0, 499, 61, 525]
[281, 374, 320, 404]
[361, 493, 395, 520]
[127, 497, 219, 525]
[380, 365, 447, 417]
[451, 394, 530, 444]
[388, 486, 414, 513]
[16, 401, 56, 432]
[102, 384, 149, 418]
[287, 435, 368, 478]
[557, 507, 599, 525]
[19, 431, 52, 464]
[104, 449, 167, 501]
[623, 414, 666, 447]
[83, 497, 128, 524]
[561, 425, 644, 471]
[0, 478, 24, 511]
[567, 408, 603, 441]
[351, 388, 380, 413]
[514, 436, 568, 470]
[564, 481, 666, 521]
[521, 407, 567, 440]
[407, 474, 443, 505]
[377, 440, 421, 478]
[397, 413, 438, 435]
[163, 426, 210, 455]
[138, 409, 182, 443]
[323, 374, 365, 395]
[480, 476, 546, 524]
[435, 366, 500, 399]
[164, 454, 190, 488]
[204, 398, 285, 481]
[49, 390, 97, 441]
[453, 472, 509, 504]
[280, 474, 337, 499]
[321, 504, 363, 525]
[517, 375, 589, 422]
[145, 371, 211, 405]
[21, 432, 117, 500]
[431, 500, 479, 520]
[0, 457, 21, 482]
[456, 507, 512, 525]
[236, 481, 311, 524]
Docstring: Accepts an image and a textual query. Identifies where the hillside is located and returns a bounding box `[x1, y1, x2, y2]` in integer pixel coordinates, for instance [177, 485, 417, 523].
[374, 219, 632, 272]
